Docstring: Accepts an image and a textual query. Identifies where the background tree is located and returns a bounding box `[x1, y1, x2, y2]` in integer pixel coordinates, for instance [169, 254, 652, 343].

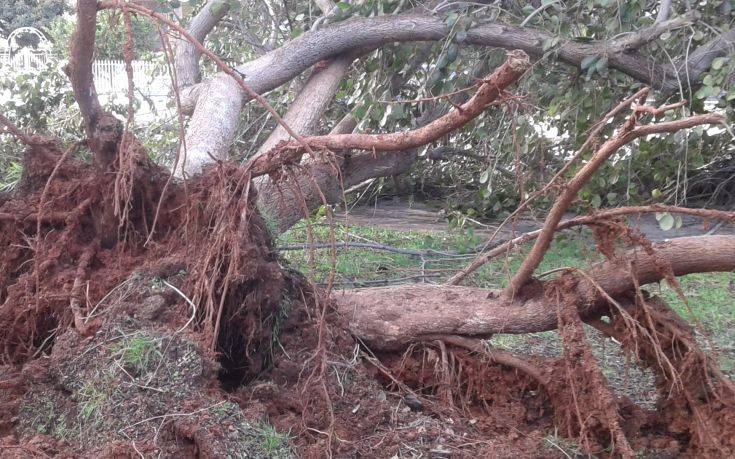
[0, 0, 68, 38]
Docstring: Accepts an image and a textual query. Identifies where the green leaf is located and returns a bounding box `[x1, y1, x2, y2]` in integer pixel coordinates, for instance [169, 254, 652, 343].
[445, 12, 459, 27]
[594, 57, 608, 74]
[694, 85, 711, 100]
[657, 212, 675, 231]
[591, 194, 602, 209]
[712, 57, 727, 70]
[479, 170, 489, 184]
[446, 44, 459, 63]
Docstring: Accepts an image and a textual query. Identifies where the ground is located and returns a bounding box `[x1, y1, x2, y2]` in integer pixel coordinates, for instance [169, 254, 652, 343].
[2, 190, 734, 457]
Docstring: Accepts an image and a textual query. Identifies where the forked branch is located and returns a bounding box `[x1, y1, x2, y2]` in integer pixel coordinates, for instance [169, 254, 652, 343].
[503, 96, 724, 298]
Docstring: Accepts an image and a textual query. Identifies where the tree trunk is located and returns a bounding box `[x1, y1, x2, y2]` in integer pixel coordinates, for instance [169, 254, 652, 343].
[338, 235, 735, 350]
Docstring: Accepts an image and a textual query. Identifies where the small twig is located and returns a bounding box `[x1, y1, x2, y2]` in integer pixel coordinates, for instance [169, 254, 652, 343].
[161, 279, 197, 334]
[120, 401, 226, 431]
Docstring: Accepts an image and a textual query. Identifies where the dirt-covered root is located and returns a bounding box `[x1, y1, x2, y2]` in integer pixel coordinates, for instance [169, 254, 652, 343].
[0, 138, 287, 387]
[604, 295, 735, 456]
[0, 138, 172, 364]
[2, 274, 291, 458]
[547, 283, 636, 457]
[179, 162, 289, 388]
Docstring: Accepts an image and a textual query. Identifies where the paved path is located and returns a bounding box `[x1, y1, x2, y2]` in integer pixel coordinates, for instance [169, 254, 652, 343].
[336, 199, 735, 242]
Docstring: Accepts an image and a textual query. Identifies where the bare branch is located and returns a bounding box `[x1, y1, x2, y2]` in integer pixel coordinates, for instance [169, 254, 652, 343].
[503, 103, 724, 298]
[253, 50, 531, 176]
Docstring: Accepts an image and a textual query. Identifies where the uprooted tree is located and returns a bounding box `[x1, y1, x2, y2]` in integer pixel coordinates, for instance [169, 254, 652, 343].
[1, 0, 735, 456]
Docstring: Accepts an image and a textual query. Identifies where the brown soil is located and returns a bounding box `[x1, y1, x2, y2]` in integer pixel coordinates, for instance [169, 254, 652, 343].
[1, 140, 734, 458]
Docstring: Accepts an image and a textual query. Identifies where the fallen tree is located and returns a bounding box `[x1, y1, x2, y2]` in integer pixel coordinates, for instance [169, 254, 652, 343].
[340, 235, 735, 349]
[1, 0, 735, 456]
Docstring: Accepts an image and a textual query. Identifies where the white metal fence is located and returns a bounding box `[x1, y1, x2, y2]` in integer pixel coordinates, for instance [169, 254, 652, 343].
[1, 27, 172, 123]
[90, 59, 169, 96]
[1, 52, 169, 96]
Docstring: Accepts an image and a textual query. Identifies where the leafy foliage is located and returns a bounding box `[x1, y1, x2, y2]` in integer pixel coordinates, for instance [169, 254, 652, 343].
[0, 0, 68, 37]
[2, 0, 734, 215]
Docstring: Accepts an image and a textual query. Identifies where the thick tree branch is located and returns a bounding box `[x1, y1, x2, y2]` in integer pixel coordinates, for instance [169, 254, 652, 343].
[174, 0, 230, 90]
[249, 50, 531, 177]
[163, 11, 700, 173]
[340, 235, 735, 350]
[255, 54, 354, 156]
[68, 0, 103, 134]
[449, 204, 735, 285]
[662, 26, 735, 92]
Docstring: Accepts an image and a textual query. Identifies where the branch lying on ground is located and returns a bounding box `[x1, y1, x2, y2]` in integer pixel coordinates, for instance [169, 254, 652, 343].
[339, 235, 735, 350]
[449, 204, 735, 285]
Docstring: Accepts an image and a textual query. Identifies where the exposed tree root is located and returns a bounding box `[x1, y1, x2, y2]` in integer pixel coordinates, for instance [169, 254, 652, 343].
[599, 296, 735, 456]
[549, 283, 635, 457]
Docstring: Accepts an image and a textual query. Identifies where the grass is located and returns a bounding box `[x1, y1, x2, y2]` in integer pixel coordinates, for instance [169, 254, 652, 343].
[278, 219, 601, 288]
[109, 334, 162, 376]
[255, 422, 292, 457]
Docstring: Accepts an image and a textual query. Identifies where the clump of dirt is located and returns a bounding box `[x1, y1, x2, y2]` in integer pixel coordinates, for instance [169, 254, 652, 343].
[4, 274, 289, 457]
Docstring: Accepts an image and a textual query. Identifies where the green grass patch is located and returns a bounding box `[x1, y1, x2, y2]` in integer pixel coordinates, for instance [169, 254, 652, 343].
[109, 334, 162, 376]
[255, 422, 292, 457]
[278, 219, 601, 288]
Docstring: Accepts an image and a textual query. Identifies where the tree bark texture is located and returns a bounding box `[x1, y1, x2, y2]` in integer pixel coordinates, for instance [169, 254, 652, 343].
[338, 235, 735, 350]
